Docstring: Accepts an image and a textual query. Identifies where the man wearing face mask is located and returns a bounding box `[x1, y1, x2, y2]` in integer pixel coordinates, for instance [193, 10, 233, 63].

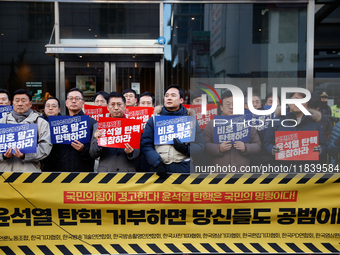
[319, 92, 331, 117]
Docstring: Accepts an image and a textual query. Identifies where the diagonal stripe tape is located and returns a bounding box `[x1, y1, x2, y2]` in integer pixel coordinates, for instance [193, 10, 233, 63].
[225, 174, 243, 184]
[23, 173, 41, 183]
[304, 243, 321, 253]
[61, 173, 79, 183]
[37, 245, 54, 255]
[93, 244, 110, 254]
[260, 174, 279, 184]
[172, 174, 189, 184]
[80, 173, 98, 183]
[297, 173, 315, 184]
[0, 246, 15, 255]
[99, 173, 116, 183]
[147, 244, 164, 254]
[235, 243, 252, 253]
[333, 177, 340, 183]
[19, 246, 35, 255]
[209, 174, 225, 184]
[278, 173, 297, 184]
[322, 243, 340, 253]
[201, 243, 217, 253]
[315, 173, 333, 184]
[136, 173, 154, 184]
[251, 243, 268, 253]
[190, 174, 209, 184]
[75, 244, 91, 254]
[183, 243, 200, 253]
[286, 243, 303, 252]
[165, 243, 182, 253]
[42, 172, 60, 183]
[244, 174, 262, 184]
[216, 243, 234, 253]
[154, 175, 169, 183]
[129, 244, 146, 253]
[56, 245, 73, 255]
[268, 243, 286, 253]
[111, 244, 128, 254]
[117, 173, 135, 184]
[4, 172, 22, 183]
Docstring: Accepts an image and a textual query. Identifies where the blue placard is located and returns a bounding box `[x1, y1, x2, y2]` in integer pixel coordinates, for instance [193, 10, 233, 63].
[49, 115, 91, 144]
[213, 114, 252, 144]
[0, 123, 37, 154]
[250, 105, 277, 133]
[154, 116, 196, 145]
[0, 105, 13, 119]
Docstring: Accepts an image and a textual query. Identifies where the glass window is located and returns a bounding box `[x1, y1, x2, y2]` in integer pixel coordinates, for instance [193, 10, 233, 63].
[0, 2, 55, 111]
[164, 3, 307, 103]
[59, 3, 159, 39]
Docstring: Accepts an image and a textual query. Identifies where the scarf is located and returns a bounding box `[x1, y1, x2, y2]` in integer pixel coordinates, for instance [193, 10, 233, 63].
[11, 109, 33, 123]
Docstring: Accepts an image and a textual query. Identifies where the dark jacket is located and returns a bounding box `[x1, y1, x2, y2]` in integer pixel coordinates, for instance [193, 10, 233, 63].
[41, 113, 62, 172]
[54, 111, 97, 172]
[141, 105, 205, 173]
[89, 125, 139, 172]
[264, 108, 327, 165]
[327, 122, 340, 157]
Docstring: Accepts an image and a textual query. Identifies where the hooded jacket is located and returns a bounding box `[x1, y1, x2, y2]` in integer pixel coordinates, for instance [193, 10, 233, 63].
[0, 110, 52, 172]
[264, 107, 327, 163]
[141, 105, 205, 173]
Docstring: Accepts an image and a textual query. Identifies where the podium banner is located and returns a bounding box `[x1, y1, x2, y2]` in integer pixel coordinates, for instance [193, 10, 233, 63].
[0, 172, 340, 254]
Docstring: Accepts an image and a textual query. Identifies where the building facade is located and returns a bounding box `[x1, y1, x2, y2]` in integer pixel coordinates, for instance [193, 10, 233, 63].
[0, 0, 339, 113]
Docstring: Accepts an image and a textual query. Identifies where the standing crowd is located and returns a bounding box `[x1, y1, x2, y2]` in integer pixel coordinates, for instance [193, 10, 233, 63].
[0, 86, 340, 174]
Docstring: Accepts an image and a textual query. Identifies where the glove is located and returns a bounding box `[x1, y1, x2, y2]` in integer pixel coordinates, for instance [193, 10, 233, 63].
[173, 138, 189, 154]
[272, 146, 280, 155]
[155, 163, 167, 178]
[313, 145, 322, 155]
[334, 137, 340, 147]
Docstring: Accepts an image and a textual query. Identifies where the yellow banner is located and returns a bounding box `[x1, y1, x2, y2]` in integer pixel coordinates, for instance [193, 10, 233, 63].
[1, 172, 340, 254]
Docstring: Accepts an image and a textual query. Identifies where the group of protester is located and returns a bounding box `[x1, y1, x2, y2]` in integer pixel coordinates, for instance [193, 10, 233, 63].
[0, 86, 340, 174]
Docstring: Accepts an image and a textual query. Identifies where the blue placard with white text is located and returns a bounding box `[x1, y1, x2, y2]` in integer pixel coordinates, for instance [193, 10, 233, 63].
[0, 105, 13, 119]
[249, 105, 277, 133]
[49, 115, 91, 144]
[213, 114, 252, 144]
[0, 123, 37, 154]
[154, 116, 196, 145]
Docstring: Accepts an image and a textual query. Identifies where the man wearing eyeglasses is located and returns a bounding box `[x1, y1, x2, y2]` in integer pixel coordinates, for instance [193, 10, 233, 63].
[90, 92, 138, 172]
[0, 89, 52, 172]
[58, 88, 97, 172]
[122, 88, 137, 106]
[203, 91, 261, 172]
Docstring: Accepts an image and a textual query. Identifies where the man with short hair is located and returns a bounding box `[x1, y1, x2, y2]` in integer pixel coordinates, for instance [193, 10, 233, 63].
[141, 85, 204, 175]
[123, 88, 137, 106]
[94, 91, 109, 106]
[265, 92, 280, 106]
[58, 88, 97, 172]
[191, 89, 207, 105]
[138, 91, 155, 107]
[245, 94, 262, 110]
[0, 89, 52, 172]
[203, 91, 261, 172]
[0, 89, 11, 105]
[90, 92, 138, 172]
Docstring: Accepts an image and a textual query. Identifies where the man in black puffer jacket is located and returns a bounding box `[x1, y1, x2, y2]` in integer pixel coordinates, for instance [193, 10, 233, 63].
[141, 85, 205, 176]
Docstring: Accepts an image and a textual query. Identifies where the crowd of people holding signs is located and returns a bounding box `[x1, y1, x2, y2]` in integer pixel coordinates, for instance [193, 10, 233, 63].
[0, 85, 339, 174]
